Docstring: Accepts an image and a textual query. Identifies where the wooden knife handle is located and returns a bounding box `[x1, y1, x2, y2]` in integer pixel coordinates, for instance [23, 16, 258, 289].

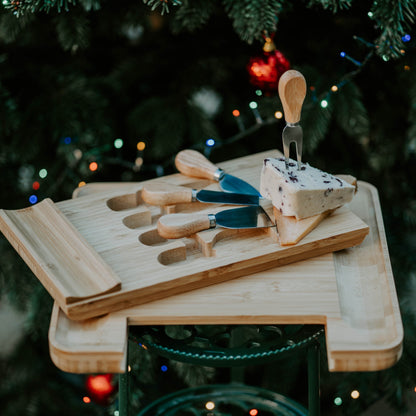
[175, 149, 221, 181]
[157, 213, 212, 239]
[278, 70, 307, 124]
[142, 183, 193, 206]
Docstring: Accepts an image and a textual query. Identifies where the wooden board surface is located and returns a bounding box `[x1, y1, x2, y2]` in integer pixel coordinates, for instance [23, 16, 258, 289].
[0, 150, 369, 321]
[48, 177, 403, 374]
[0, 198, 121, 306]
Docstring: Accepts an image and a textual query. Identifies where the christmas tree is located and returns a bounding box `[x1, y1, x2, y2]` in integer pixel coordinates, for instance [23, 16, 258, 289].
[1, 0, 416, 415]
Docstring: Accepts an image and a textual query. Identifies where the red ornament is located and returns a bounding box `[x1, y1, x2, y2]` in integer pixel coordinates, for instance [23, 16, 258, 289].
[85, 374, 116, 405]
[247, 37, 290, 94]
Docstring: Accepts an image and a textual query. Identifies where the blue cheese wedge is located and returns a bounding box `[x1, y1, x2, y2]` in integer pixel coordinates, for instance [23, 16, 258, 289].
[260, 157, 355, 219]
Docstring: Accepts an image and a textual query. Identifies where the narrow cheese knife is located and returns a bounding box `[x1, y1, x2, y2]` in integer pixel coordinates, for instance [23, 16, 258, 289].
[278, 70, 307, 170]
[157, 205, 273, 239]
[175, 149, 261, 196]
[142, 183, 259, 206]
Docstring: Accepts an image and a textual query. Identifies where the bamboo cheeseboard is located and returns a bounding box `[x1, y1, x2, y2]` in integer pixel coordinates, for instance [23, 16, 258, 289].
[48, 177, 403, 374]
[0, 150, 369, 321]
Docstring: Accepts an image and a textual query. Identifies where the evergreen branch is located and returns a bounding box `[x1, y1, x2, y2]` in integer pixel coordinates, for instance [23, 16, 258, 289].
[307, 0, 352, 12]
[142, 0, 182, 15]
[54, 9, 90, 50]
[222, 0, 284, 44]
[171, 0, 217, 34]
[2, 0, 77, 16]
[370, 0, 416, 59]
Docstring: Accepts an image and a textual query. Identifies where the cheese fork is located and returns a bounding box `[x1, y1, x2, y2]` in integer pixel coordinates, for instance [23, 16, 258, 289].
[278, 70, 307, 170]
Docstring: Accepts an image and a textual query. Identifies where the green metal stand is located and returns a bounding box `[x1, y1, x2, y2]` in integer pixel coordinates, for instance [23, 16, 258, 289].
[118, 325, 323, 416]
[308, 342, 320, 416]
[119, 344, 130, 416]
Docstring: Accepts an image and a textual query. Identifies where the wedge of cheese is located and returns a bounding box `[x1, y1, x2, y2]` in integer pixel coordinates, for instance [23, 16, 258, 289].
[260, 157, 355, 220]
[270, 173, 357, 246]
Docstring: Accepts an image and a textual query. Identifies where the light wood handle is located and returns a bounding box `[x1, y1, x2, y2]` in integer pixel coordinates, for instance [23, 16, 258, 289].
[175, 149, 220, 181]
[142, 183, 193, 206]
[278, 70, 307, 124]
[157, 213, 212, 239]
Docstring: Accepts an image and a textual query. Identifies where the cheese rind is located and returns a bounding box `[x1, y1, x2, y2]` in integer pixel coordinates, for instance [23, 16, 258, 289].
[260, 157, 355, 219]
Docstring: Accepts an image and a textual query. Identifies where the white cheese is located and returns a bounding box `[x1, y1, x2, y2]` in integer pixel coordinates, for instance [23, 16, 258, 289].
[260, 157, 355, 219]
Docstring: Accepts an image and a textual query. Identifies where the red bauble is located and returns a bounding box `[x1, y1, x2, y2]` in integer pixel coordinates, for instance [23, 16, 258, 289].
[85, 374, 116, 405]
[247, 48, 290, 93]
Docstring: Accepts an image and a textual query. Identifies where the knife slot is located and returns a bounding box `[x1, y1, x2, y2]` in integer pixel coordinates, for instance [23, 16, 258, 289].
[179, 180, 214, 189]
[172, 202, 208, 213]
[107, 191, 144, 211]
[139, 229, 169, 246]
[211, 228, 271, 256]
[122, 207, 161, 229]
[158, 237, 203, 266]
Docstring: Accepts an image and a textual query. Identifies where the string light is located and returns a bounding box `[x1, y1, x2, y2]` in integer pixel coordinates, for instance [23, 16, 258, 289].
[351, 390, 360, 399]
[274, 111, 283, 119]
[249, 409, 259, 416]
[232, 109, 245, 131]
[161, 365, 168, 372]
[205, 138, 215, 147]
[29, 195, 38, 204]
[89, 161, 98, 172]
[32, 181, 40, 190]
[320, 99, 328, 108]
[249, 101, 263, 123]
[402, 34, 411, 42]
[331, 85, 338, 92]
[334, 397, 342, 406]
[83, 396, 91, 404]
[78, 181, 86, 187]
[255, 89, 263, 96]
[73, 149, 83, 160]
[137, 141, 146, 151]
[63, 136, 72, 144]
[340, 51, 362, 66]
[205, 401, 215, 410]
[39, 168, 48, 179]
[114, 138, 124, 149]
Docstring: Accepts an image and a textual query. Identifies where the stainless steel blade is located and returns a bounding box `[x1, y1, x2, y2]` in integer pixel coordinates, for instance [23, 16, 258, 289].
[196, 190, 259, 206]
[282, 123, 303, 170]
[219, 174, 261, 197]
[215, 206, 274, 229]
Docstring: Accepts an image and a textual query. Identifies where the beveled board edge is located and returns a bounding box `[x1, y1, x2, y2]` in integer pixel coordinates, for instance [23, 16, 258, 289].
[48, 303, 127, 374]
[0, 198, 122, 308]
[326, 181, 403, 372]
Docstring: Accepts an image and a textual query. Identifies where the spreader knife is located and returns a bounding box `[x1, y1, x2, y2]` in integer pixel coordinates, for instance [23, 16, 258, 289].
[175, 149, 261, 196]
[142, 182, 259, 206]
[157, 205, 273, 239]
[278, 70, 307, 170]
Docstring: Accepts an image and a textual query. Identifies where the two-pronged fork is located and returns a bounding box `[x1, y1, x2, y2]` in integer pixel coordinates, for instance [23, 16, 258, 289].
[278, 70, 307, 170]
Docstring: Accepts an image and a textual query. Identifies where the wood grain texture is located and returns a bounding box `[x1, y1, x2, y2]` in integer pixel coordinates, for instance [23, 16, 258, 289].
[175, 149, 219, 180]
[157, 212, 212, 239]
[48, 177, 402, 374]
[278, 70, 307, 124]
[0, 198, 121, 306]
[142, 182, 193, 206]
[1, 150, 369, 321]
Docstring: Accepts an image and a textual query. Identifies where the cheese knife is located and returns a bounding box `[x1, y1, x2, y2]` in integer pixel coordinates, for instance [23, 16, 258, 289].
[157, 205, 273, 239]
[142, 182, 259, 206]
[175, 149, 261, 196]
[278, 70, 307, 170]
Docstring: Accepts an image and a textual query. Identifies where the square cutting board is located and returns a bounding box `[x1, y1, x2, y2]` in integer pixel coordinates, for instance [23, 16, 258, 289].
[0, 150, 369, 320]
[48, 176, 402, 374]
